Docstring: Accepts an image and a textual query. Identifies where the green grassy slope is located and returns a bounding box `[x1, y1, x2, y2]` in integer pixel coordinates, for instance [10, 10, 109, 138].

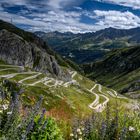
[0, 61, 137, 139]
[83, 46, 140, 98]
[0, 61, 130, 117]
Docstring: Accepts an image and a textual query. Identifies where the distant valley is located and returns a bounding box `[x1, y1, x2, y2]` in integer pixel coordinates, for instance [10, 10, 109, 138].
[36, 27, 140, 64]
[36, 28, 140, 98]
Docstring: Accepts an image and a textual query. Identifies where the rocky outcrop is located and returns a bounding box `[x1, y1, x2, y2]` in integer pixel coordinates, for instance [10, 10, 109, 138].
[0, 29, 71, 81]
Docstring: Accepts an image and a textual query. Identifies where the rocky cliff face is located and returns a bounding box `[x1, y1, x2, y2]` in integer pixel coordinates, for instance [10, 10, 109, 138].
[0, 29, 71, 81]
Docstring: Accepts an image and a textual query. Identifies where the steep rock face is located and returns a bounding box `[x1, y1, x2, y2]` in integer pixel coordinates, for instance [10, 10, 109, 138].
[0, 29, 70, 80]
[0, 29, 33, 67]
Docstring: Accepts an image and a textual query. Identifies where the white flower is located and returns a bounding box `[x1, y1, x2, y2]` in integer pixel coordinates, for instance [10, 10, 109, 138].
[78, 138, 82, 140]
[17, 124, 21, 128]
[70, 133, 74, 137]
[77, 128, 81, 133]
[79, 131, 82, 135]
[129, 126, 135, 131]
[7, 111, 12, 115]
[81, 127, 84, 131]
[2, 104, 8, 110]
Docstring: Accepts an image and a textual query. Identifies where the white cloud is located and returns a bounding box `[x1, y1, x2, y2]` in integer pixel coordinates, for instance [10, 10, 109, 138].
[1, 0, 140, 33]
[0, 11, 48, 28]
[1, 9, 140, 33]
[0, 9, 98, 33]
[47, 0, 66, 9]
[29, 10, 99, 33]
[47, 0, 85, 10]
[85, 10, 140, 29]
[0, 0, 94, 33]
[96, 0, 140, 9]
[0, 0, 26, 5]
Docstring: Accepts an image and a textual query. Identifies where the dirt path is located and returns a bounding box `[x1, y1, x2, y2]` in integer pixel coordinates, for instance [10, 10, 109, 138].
[18, 73, 41, 83]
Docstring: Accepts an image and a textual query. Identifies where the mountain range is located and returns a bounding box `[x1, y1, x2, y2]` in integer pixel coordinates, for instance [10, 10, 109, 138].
[36, 27, 140, 64]
[0, 19, 140, 139]
[36, 27, 140, 98]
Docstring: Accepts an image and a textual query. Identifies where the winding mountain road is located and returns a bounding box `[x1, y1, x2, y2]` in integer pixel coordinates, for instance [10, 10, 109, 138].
[88, 84, 110, 112]
[0, 65, 24, 70]
[88, 89, 99, 109]
[0, 68, 20, 72]
[0, 72, 38, 79]
[28, 77, 50, 86]
[71, 71, 77, 78]
[18, 73, 42, 83]
[0, 66, 127, 113]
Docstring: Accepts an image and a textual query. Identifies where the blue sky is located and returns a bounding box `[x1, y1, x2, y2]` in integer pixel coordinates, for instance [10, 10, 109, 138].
[0, 0, 140, 33]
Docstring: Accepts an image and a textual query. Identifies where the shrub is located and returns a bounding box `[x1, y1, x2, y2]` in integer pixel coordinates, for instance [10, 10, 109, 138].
[71, 103, 140, 140]
[0, 80, 63, 140]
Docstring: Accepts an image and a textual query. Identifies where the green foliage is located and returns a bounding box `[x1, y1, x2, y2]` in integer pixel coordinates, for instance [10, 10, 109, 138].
[71, 103, 140, 140]
[65, 59, 83, 74]
[0, 80, 63, 140]
[0, 60, 6, 65]
[29, 117, 63, 140]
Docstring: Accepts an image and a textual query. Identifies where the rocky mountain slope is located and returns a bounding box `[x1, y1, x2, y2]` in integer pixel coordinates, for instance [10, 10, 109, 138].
[82, 46, 140, 98]
[0, 20, 72, 81]
[36, 27, 140, 64]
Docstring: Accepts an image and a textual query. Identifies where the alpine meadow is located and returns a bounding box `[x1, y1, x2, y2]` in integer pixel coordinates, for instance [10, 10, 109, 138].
[0, 0, 140, 140]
